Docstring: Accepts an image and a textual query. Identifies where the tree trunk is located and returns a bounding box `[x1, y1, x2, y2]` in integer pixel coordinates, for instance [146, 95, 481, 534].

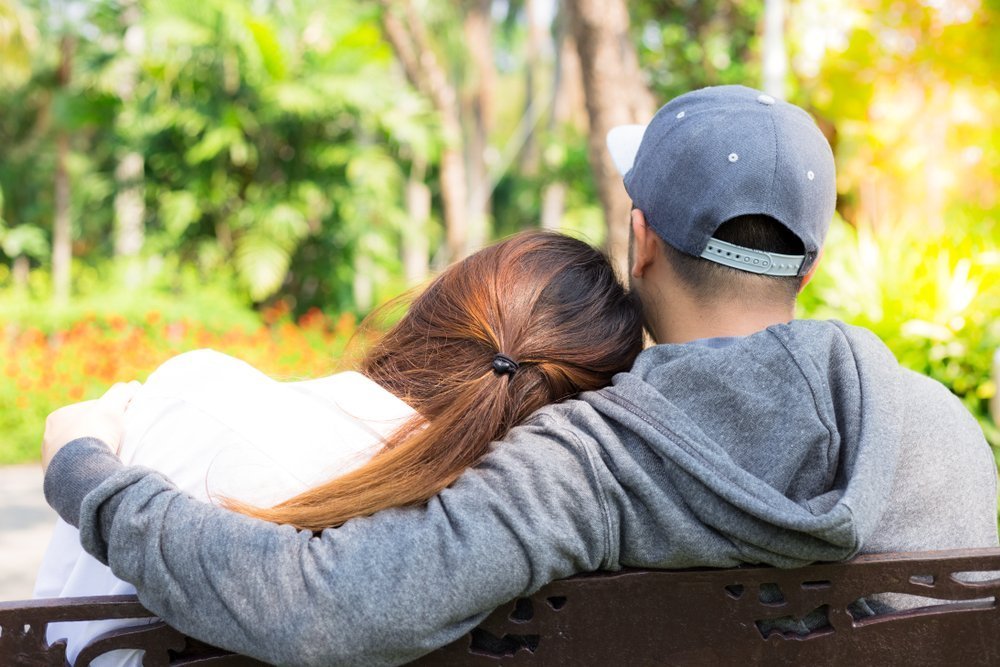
[114, 153, 145, 256]
[540, 17, 586, 232]
[991, 349, 1000, 427]
[376, 0, 468, 262]
[403, 158, 431, 285]
[113, 0, 146, 268]
[518, 0, 546, 174]
[541, 181, 567, 230]
[564, 0, 653, 275]
[352, 250, 374, 313]
[439, 145, 468, 260]
[462, 0, 494, 254]
[762, 0, 788, 99]
[52, 34, 74, 304]
[12, 255, 29, 289]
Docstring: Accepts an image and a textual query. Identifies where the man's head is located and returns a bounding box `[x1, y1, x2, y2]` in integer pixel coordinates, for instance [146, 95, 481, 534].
[608, 86, 836, 332]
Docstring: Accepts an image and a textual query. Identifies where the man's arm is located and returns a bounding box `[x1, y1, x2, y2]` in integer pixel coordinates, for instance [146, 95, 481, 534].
[44, 418, 612, 667]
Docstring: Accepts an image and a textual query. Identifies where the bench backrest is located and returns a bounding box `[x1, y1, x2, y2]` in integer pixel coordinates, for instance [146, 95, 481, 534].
[2, 548, 998, 666]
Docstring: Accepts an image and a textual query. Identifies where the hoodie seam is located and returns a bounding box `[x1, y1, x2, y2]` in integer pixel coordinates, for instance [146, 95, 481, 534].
[767, 328, 839, 473]
[825, 322, 889, 554]
[534, 413, 617, 569]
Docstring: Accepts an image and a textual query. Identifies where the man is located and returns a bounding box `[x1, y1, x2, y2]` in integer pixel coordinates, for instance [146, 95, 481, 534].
[42, 86, 997, 666]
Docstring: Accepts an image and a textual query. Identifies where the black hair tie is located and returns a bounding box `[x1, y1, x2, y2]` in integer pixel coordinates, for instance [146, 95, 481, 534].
[492, 353, 519, 376]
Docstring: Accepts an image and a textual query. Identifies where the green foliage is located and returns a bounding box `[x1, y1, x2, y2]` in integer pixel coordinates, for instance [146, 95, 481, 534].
[0, 185, 48, 260]
[789, 0, 999, 248]
[0, 0, 37, 88]
[633, 0, 764, 101]
[0, 0, 439, 315]
[0, 222, 48, 260]
[124, 0, 437, 311]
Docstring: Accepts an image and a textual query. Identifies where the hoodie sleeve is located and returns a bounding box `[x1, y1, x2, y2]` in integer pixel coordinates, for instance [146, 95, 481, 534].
[42, 417, 611, 667]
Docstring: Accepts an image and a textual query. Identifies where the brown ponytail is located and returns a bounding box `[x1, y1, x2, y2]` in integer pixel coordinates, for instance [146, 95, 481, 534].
[224, 231, 644, 531]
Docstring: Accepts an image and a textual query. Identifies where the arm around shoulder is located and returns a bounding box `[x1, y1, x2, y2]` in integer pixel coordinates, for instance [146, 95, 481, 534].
[45, 418, 612, 666]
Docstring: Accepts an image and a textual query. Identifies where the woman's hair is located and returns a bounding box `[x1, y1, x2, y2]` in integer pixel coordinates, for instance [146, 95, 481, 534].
[226, 231, 644, 531]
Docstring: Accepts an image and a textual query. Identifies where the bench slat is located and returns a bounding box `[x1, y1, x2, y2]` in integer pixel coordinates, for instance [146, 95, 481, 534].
[3, 549, 998, 666]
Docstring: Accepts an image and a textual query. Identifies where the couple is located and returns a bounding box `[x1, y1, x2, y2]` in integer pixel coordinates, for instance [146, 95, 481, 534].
[40, 86, 997, 666]
[36, 229, 645, 664]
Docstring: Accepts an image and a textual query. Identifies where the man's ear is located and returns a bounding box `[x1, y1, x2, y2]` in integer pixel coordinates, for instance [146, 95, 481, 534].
[799, 248, 823, 291]
[630, 209, 658, 280]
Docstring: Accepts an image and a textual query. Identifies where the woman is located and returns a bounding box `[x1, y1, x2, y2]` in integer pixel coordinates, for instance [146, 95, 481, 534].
[35, 230, 644, 664]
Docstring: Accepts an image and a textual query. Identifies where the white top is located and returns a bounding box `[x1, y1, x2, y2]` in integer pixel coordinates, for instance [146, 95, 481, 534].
[34, 349, 415, 666]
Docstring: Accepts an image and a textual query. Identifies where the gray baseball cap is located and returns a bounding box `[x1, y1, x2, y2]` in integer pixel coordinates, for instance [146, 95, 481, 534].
[607, 85, 836, 277]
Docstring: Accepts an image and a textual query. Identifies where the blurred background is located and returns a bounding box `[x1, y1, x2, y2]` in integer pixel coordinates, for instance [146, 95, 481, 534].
[0, 0, 997, 470]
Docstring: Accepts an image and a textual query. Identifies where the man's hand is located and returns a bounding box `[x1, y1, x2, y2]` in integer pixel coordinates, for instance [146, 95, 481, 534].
[42, 381, 142, 472]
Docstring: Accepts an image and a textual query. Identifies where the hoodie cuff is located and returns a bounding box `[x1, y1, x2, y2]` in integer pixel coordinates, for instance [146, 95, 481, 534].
[43, 438, 124, 528]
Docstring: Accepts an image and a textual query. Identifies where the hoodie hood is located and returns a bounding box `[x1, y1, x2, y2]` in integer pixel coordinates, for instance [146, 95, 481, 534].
[580, 319, 904, 568]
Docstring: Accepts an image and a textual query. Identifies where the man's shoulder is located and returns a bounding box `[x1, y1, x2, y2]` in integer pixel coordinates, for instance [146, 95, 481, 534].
[516, 396, 611, 446]
[895, 366, 983, 433]
[866, 366, 998, 554]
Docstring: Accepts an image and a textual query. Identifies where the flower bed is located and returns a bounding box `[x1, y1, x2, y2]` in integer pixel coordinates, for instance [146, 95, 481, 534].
[0, 308, 365, 464]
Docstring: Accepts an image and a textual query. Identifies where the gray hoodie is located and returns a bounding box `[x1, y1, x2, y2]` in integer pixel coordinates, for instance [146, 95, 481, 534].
[45, 320, 998, 666]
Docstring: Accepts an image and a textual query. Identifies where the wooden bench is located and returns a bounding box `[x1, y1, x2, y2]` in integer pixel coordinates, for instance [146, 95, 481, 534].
[2, 548, 998, 666]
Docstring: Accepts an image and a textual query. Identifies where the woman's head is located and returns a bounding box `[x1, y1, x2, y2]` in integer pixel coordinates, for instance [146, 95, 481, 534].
[365, 230, 643, 439]
[229, 231, 643, 531]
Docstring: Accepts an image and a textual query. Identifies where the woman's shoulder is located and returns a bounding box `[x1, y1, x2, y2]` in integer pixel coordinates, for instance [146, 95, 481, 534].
[291, 371, 414, 419]
[122, 360, 411, 504]
[144, 349, 262, 392]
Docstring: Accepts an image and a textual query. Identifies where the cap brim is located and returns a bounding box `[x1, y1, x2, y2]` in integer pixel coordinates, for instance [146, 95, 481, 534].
[606, 124, 647, 177]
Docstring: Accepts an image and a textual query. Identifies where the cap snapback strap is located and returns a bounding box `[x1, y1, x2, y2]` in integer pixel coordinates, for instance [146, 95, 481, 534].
[700, 238, 804, 277]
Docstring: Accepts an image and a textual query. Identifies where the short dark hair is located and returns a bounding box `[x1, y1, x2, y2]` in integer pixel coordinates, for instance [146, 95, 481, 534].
[660, 215, 804, 305]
